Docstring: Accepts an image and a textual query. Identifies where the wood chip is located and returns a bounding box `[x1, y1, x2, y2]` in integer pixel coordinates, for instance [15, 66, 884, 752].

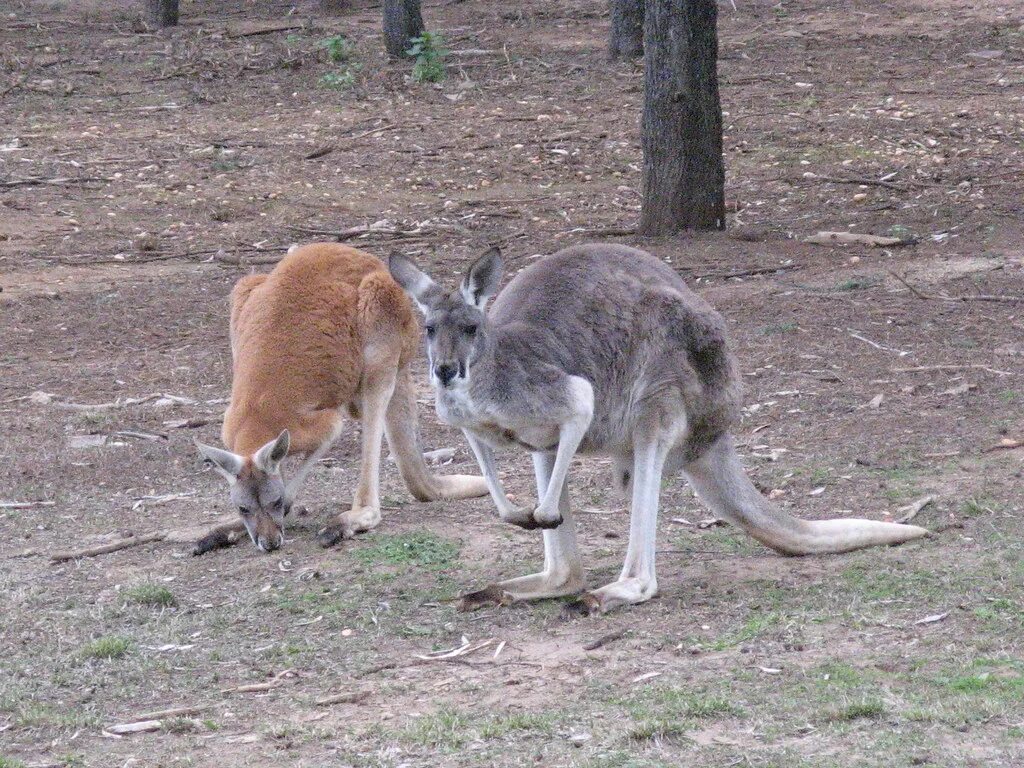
[104, 720, 162, 735]
[913, 612, 949, 625]
[896, 495, 935, 524]
[631, 671, 662, 684]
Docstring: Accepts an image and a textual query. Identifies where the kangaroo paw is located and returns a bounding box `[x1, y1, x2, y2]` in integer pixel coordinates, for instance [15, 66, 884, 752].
[316, 523, 355, 549]
[457, 584, 514, 612]
[192, 529, 242, 556]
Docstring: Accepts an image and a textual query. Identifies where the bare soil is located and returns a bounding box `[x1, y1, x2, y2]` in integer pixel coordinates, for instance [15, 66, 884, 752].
[1, 1, 1023, 766]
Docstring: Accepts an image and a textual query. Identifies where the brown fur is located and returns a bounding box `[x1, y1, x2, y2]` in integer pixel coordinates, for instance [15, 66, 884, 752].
[223, 243, 418, 456]
[195, 243, 487, 555]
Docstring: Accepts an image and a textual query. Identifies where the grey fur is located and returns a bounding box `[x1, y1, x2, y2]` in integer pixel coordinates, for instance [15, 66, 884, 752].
[391, 243, 928, 613]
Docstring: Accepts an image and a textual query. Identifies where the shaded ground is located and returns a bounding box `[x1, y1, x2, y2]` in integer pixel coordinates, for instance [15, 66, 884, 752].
[1, 0, 1023, 766]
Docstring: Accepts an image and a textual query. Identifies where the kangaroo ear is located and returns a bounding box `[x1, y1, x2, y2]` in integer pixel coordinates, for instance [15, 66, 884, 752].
[389, 252, 443, 314]
[460, 246, 503, 310]
[195, 440, 245, 483]
[253, 430, 290, 474]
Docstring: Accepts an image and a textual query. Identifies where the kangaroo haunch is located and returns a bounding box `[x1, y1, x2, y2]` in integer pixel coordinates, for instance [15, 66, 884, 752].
[389, 243, 929, 614]
[193, 242, 487, 555]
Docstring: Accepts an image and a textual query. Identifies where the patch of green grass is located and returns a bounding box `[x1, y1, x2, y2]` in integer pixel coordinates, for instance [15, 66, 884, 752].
[162, 717, 198, 734]
[706, 612, 779, 650]
[0, 757, 27, 768]
[401, 708, 472, 749]
[397, 707, 557, 751]
[962, 496, 1002, 517]
[627, 720, 689, 744]
[321, 35, 354, 63]
[836, 275, 880, 292]
[817, 661, 864, 686]
[123, 583, 176, 607]
[80, 635, 131, 660]
[478, 711, 556, 739]
[320, 68, 360, 90]
[998, 389, 1019, 403]
[808, 466, 831, 486]
[826, 699, 886, 721]
[353, 531, 460, 570]
[407, 32, 447, 83]
[762, 322, 798, 335]
[13, 703, 100, 732]
[622, 684, 738, 744]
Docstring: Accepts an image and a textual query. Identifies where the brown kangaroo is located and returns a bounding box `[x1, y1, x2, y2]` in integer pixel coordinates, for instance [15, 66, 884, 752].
[193, 242, 487, 554]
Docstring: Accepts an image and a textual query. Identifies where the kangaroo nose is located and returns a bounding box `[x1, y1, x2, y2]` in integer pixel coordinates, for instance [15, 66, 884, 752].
[258, 535, 281, 553]
[435, 363, 457, 386]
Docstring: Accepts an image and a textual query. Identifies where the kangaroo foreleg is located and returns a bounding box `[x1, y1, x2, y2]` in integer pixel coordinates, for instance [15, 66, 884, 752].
[531, 376, 594, 528]
[192, 519, 247, 556]
[463, 430, 538, 529]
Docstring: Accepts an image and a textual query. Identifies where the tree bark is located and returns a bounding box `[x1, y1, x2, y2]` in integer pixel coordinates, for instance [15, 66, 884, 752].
[145, 0, 179, 28]
[638, 0, 725, 234]
[609, 0, 644, 59]
[383, 0, 426, 58]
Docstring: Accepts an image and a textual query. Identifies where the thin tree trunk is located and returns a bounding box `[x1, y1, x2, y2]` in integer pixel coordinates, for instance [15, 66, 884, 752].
[383, 0, 425, 58]
[145, 0, 179, 28]
[639, 0, 725, 234]
[609, 0, 644, 59]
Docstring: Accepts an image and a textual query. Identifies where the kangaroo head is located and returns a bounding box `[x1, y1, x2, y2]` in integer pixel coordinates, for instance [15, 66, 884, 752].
[194, 430, 291, 553]
[389, 246, 503, 390]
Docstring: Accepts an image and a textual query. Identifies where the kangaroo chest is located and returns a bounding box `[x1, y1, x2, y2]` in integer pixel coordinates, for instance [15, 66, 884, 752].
[437, 388, 559, 452]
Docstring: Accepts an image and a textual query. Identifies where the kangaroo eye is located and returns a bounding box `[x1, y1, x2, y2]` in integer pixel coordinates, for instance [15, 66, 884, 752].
[462, 324, 478, 336]
[238, 506, 252, 516]
[425, 325, 436, 337]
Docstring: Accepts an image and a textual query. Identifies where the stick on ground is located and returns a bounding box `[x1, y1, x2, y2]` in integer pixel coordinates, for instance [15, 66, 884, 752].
[50, 532, 167, 563]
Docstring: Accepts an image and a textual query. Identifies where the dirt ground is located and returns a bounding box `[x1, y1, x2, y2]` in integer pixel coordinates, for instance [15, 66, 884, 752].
[2, 0, 1023, 766]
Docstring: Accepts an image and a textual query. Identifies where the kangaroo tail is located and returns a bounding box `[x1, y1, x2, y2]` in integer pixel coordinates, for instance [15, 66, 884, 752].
[384, 367, 488, 501]
[682, 435, 929, 555]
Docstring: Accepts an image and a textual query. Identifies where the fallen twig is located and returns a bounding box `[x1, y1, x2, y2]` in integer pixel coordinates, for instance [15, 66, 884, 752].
[849, 330, 910, 357]
[583, 629, 628, 651]
[226, 21, 306, 38]
[0, 500, 55, 509]
[895, 495, 935, 524]
[414, 637, 495, 660]
[51, 532, 167, 562]
[802, 173, 908, 191]
[24, 391, 197, 411]
[103, 720, 162, 736]
[314, 691, 371, 707]
[894, 364, 1014, 377]
[696, 264, 800, 280]
[0, 175, 113, 189]
[131, 491, 197, 511]
[805, 231, 913, 247]
[983, 437, 1023, 453]
[123, 704, 209, 722]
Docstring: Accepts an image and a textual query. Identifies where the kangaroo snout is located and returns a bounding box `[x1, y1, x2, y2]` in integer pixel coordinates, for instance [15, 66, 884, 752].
[434, 363, 458, 387]
[256, 532, 283, 553]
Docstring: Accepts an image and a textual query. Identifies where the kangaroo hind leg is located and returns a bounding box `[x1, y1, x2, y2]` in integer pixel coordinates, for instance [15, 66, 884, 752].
[459, 452, 585, 610]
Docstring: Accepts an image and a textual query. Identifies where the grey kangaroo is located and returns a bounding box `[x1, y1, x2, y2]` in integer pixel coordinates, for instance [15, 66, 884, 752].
[389, 243, 928, 614]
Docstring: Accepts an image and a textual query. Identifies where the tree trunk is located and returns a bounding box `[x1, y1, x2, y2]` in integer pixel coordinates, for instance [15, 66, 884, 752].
[145, 0, 179, 28]
[383, 0, 425, 58]
[609, 0, 643, 59]
[638, 0, 725, 234]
